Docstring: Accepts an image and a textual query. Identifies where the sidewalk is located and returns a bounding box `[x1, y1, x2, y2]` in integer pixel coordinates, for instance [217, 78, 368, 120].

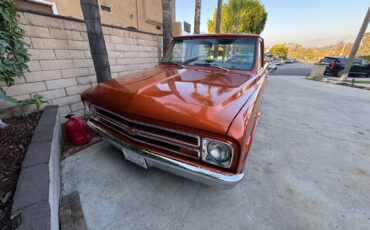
[324, 77, 370, 90]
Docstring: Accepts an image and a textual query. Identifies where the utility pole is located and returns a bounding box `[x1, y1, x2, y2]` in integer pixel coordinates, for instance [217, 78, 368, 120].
[339, 6, 370, 81]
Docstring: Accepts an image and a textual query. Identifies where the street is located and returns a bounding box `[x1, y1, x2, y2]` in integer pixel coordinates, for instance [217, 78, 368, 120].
[61, 75, 370, 230]
[270, 62, 313, 76]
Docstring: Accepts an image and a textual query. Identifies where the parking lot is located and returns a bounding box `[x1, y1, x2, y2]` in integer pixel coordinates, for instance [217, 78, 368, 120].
[61, 75, 370, 230]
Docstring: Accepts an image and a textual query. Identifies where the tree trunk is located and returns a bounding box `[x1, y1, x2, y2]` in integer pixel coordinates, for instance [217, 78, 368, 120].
[340, 6, 370, 81]
[213, 0, 222, 59]
[215, 0, 222, 33]
[80, 0, 111, 83]
[194, 0, 201, 34]
[162, 0, 173, 56]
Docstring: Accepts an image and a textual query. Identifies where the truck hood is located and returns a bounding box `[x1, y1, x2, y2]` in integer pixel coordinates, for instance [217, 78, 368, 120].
[82, 67, 258, 135]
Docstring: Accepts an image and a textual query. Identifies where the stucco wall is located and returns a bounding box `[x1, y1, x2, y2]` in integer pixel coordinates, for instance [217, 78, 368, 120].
[0, 11, 163, 119]
[49, 0, 176, 34]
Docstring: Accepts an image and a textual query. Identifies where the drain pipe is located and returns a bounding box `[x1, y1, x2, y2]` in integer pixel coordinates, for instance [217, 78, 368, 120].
[157, 35, 162, 64]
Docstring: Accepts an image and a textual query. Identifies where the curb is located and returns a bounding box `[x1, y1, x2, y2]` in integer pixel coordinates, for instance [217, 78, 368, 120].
[326, 79, 370, 90]
[308, 77, 370, 91]
[11, 105, 61, 230]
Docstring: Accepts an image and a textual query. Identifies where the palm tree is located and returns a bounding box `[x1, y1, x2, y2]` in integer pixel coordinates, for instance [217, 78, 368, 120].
[213, 0, 223, 58]
[194, 0, 201, 34]
[215, 0, 223, 33]
[162, 0, 173, 56]
[80, 0, 111, 83]
[339, 6, 370, 81]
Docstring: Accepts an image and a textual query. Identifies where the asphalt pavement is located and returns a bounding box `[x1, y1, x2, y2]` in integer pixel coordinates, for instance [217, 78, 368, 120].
[61, 75, 370, 230]
[270, 62, 313, 76]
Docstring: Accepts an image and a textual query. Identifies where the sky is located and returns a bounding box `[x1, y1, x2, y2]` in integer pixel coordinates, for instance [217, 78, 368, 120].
[175, 0, 370, 47]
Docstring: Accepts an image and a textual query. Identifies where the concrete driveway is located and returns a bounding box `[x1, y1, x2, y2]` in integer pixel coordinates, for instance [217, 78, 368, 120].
[61, 75, 370, 230]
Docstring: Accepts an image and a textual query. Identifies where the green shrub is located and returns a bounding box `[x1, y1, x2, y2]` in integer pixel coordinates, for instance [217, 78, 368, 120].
[0, 0, 30, 115]
[16, 94, 48, 116]
[0, 0, 30, 90]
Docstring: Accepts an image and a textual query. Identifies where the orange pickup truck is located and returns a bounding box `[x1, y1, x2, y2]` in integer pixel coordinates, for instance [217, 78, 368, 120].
[82, 34, 268, 189]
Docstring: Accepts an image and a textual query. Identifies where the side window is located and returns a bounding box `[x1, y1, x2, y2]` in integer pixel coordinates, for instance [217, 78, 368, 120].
[171, 43, 184, 62]
[338, 58, 347, 64]
[257, 41, 263, 69]
[322, 58, 335, 64]
[260, 41, 264, 68]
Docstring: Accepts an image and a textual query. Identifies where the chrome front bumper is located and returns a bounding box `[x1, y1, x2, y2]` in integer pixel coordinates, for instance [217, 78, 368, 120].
[88, 121, 244, 189]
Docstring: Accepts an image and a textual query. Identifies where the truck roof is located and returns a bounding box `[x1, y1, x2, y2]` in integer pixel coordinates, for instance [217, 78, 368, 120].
[174, 33, 261, 39]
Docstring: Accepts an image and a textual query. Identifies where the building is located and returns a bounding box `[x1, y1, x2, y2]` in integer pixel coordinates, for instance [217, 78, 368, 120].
[14, 0, 177, 34]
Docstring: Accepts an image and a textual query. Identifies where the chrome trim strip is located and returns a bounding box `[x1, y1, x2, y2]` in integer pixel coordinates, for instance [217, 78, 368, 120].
[96, 111, 200, 149]
[135, 131, 198, 153]
[97, 118, 200, 159]
[348, 72, 367, 74]
[95, 105, 201, 147]
[88, 121, 244, 189]
[97, 113, 200, 155]
[97, 112, 128, 128]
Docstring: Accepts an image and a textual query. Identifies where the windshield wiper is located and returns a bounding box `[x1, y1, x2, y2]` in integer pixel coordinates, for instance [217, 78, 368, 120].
[209, 63, 230, 72]
[192, 62, 229, 72]
[183, 57, 200, 65]
[161, 61, 184, 68]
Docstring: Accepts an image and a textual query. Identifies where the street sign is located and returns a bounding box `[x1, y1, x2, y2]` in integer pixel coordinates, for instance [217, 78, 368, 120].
[183, 21, 191, 34]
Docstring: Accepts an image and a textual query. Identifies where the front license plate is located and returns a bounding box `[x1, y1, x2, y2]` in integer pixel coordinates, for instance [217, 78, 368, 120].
[122, 147, 148, 169]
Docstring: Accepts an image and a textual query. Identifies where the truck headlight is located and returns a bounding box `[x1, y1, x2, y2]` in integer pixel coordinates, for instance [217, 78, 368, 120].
[83, 101, 98, 120]
[202, 138, 233, 168]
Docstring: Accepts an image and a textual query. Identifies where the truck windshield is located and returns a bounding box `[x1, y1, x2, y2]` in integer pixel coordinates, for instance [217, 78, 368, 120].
[162, 38, 256, 71]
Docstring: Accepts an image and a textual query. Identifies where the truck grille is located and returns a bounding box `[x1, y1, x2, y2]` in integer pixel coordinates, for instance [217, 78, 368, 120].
[94, 106, 201, 159]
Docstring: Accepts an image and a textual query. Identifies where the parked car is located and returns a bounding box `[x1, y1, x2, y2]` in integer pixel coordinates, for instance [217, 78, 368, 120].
[265, 52, 274, 63]
[320, 56, 370, 78]
[274, 58, 285, 65]
[268, 62, 277, 71]
[82, 34, 268, 189]
[286, 58, 296, 63]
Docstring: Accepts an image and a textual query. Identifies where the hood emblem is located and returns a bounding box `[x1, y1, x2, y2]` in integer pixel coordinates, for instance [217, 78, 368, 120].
[127, 127, 136, 135]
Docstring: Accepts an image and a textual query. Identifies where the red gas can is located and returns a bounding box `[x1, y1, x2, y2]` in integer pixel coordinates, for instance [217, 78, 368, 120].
[64, 115, 91, 146]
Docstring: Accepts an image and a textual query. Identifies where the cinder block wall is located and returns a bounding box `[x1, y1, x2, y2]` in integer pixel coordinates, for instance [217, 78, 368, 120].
[0, 11, 163, 118]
